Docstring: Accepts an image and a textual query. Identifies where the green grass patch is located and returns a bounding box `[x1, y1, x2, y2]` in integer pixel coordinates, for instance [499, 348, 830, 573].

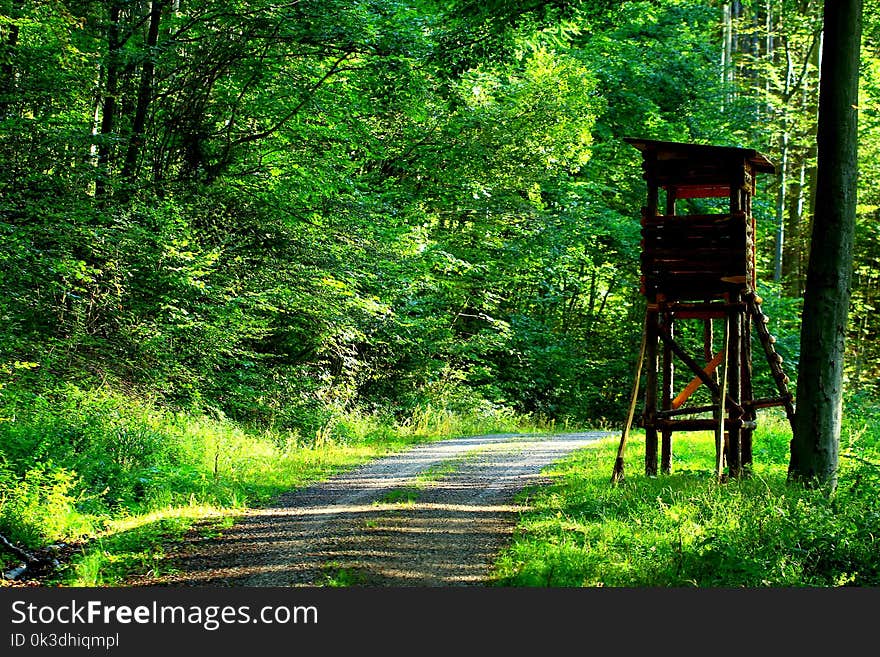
[319, 562, 374, 587]
[376, 458, 466, 505]
[491, 413, 880, 587]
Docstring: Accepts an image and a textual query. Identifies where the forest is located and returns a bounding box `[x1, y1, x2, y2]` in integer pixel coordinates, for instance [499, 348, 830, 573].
[1, 0, 879, 586]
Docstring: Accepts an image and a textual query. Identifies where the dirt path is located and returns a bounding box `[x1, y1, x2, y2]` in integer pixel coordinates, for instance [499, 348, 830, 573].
[135, 432, 608, 587]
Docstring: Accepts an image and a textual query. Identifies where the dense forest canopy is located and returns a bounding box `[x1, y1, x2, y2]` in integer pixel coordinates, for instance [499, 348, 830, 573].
[1, 0, 878, 436]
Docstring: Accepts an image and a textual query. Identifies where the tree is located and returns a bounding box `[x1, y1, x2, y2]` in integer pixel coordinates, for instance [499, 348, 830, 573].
[789, 0, 862, 489]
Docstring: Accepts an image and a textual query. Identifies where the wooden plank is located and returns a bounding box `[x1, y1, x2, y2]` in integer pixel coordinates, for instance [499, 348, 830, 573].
[657, 403, 719, 418]
[670, 349, 725, 409]
[643, 254, 743, 266]
[642, 213, 734, 223]
[656, 418, 757, 431]
[672, 310, 736, 320]
[642, 245, 743, 257]
[669, 185, 731, 199]
[641, 211, 745, 224]
[668, 302, 746, 314]
[743, 395, 794, 410]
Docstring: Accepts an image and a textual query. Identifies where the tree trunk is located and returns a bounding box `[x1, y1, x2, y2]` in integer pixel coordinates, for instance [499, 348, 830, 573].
[789, 0, 862, 490]
[96, 3, 122, 202]
[721, 3, 733, 111]
[0, 0, 22, 118]
[774, 41, 794, 283]
[121, 0, 166, 190]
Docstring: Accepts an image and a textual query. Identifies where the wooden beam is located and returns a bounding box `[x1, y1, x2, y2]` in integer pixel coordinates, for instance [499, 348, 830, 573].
[657, 404, 719, 418]
[743, 395, 794, 410]
[656, 418, 757, 431]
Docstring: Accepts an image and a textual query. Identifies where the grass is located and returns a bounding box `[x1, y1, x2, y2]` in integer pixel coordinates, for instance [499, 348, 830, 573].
[319, 563, 374, 587]
[0, 384, 556, 586]
[61, 511, 233, 586]
[490, 412, 880, 587]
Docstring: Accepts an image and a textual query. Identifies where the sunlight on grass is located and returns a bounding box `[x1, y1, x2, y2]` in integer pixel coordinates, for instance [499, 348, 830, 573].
[491, 413, 880, 587]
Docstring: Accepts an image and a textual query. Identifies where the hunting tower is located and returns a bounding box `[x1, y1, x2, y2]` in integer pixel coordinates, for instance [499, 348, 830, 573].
[614, 138, 796, 482]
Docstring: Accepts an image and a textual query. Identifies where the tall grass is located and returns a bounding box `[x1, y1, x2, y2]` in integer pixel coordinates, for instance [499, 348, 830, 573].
[491, 411, 880, 587]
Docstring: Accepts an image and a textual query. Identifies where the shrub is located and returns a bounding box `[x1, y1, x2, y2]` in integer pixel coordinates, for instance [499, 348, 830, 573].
[0, 460, 96, 548]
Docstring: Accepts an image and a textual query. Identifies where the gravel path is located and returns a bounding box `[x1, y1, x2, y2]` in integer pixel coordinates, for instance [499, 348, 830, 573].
[137, 432, 608, 587]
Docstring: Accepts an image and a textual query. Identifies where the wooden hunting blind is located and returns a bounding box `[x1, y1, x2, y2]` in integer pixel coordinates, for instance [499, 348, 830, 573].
[612, 138, 796, 482]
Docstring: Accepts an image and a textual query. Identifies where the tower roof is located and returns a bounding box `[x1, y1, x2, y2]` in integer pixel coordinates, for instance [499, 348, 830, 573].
[625, 137, 775, 199]
[625, 138, 775, 174]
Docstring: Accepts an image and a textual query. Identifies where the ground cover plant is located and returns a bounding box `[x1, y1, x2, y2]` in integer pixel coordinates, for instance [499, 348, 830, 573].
[491, 405, 880, 587]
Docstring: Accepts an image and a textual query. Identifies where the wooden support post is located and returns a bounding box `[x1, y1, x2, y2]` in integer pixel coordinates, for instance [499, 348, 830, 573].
[726, 301, 743, 478]
[741, 308, 754, 472]
[666, 187, 677, 216]
[644, 309, 659, 477]
[705, 317, 720, 461]
[703, 317, 713, 363]
[661, 178, 676, 480]
[716, 317, 729, 482]
[661, 312, 674, 474]
[643, 177, 659, 478]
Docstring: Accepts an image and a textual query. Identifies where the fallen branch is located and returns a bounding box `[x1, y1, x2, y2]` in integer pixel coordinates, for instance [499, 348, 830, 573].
[0, 533, 60, 581]
[0, 532, 35, 564]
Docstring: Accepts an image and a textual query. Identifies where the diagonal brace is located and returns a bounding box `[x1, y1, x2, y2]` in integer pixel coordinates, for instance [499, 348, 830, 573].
[656, 325, 743, 416]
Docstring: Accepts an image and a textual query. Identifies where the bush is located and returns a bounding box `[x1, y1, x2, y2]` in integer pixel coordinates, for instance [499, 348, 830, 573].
[0, 460, 97, 548]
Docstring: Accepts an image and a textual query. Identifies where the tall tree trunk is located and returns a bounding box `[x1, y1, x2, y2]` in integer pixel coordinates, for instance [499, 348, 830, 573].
[797, 27, 823, 293]
[0, 0, 22, 118]
[121, 0, 166, 193]
[789, 0, 862, 490]
[96, 3, 122, 202]
[721, 2, 733, 111]
[773, 42, 793, 282]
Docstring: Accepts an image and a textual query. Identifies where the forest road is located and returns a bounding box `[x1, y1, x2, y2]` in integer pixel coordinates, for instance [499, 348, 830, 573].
[134, 431, 609, 587]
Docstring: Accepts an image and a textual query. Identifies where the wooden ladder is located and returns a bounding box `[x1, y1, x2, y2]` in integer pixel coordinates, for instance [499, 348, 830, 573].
[745, 292, 796, 431]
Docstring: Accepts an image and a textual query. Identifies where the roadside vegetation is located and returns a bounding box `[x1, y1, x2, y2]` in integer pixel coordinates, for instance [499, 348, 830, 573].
[491, 401, 880, 587]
